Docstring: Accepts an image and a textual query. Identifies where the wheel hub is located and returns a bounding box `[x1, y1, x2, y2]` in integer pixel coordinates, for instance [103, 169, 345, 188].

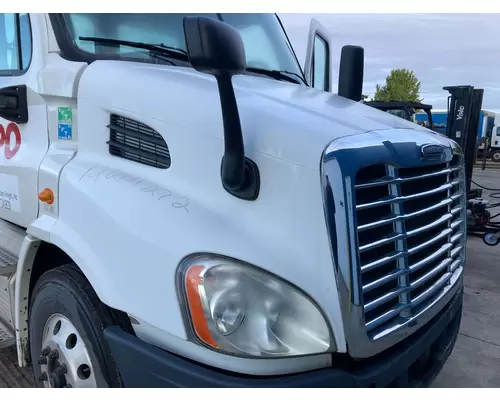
[39, 314, 96, 388]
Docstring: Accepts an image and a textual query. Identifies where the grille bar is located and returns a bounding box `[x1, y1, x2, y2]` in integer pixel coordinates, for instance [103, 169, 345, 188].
[354, 156, 465, 337]
[365, 270, 454, 332]
[361, 252, 403, 273]
[451, 218, 464, 229]
[450, 258, 462, 273]
[450, 232, 463, 244]
[365, 307, 405, 332]
[409, 272, 452, 308]
[354, 166, 462, 189]
[409, 258, 452, 291]
[406, 213, 453, 237]
[356, 179, 460, 211]
[357, 197, 454, 232]
[359, 233, 405, 252]
[408, 243, 453, 273]
[364, 287, 407, 312]
[363, 268, 407, 293]
[407, 228, 453, 255]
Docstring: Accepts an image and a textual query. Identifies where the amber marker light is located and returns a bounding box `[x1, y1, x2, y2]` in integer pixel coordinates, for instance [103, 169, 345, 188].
[38, 188, 54, 205]
[184, 264, 218, 349]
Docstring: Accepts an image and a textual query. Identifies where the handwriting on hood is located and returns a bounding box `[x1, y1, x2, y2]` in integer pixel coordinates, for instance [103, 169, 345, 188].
[79, 164, 189, 213]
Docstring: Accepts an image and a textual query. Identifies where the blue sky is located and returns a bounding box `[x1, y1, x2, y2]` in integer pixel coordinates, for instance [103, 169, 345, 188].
[279, 13, 500, 110]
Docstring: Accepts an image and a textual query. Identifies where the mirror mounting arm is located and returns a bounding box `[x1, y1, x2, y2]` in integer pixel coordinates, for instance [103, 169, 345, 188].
[216, 74, 260, 200]
[183, 16, 260, 201]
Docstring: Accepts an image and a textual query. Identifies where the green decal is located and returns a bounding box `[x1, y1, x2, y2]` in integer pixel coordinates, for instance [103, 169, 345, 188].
[57, 107, 73, 140]
[58, 107, 73, 124]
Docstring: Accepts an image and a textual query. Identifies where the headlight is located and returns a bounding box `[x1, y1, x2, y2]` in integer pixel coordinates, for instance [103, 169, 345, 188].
[177, 255, 333, 358]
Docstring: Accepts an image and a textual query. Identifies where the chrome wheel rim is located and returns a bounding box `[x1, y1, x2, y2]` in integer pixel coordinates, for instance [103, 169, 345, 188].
[38, 313, 97, 388]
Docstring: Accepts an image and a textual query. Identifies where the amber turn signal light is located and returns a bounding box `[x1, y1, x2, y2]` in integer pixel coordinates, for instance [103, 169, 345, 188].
[38, 188, 54, 205]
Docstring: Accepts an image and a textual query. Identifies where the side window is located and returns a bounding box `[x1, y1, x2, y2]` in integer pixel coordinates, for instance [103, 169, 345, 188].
[0, 13, 32, 73]
[496, 127, 500, 136]
[312, 35, 329, 92]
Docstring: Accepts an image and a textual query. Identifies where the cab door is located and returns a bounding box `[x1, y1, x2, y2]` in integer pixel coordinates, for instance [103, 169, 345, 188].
[0, 13, 49, 227]
[491, 126, 500, 162]
[304, 18, 333, 93]
[492, 125, 500, 147]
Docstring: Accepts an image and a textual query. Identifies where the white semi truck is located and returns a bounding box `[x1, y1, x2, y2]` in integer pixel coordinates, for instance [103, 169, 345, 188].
[490, 114, 500, 162]
[0, 13, 465, 388]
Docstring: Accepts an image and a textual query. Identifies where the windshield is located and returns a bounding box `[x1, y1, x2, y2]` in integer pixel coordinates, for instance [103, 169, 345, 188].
[57, 13, 304, 82]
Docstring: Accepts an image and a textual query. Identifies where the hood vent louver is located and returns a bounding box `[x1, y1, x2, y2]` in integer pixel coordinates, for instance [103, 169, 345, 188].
[106, 114, 171, 169]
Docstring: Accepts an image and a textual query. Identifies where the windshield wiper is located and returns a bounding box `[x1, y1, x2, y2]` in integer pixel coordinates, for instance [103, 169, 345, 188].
[79, 36, 189, 61]
[148, 52, 176, 66]
[245, 67, 306, 85]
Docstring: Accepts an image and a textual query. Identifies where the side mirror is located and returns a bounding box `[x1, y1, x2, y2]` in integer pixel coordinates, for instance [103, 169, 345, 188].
[183, 16, 260, 201]
[184, 17, 246, 77]
[338, 45, 364, 102]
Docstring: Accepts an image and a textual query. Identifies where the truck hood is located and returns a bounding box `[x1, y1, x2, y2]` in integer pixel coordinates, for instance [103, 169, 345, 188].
[78, 61, 435, 170]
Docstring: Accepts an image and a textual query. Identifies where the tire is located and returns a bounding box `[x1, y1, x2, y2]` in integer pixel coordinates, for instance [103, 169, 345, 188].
[490, 149, 500, 163]
[28, 263, 122, 388]
[483, 232, 500, 247]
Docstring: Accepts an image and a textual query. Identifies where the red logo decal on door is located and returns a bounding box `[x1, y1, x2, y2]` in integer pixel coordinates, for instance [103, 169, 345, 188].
[0, 123, 21, 159]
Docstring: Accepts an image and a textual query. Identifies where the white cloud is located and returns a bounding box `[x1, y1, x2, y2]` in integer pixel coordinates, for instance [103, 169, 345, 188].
[279, 13, 500, 109]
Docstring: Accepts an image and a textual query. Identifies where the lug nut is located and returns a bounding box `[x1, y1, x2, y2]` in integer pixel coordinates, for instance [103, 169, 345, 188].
[57, 364, 67, 374]
[49, 349, 59, 360]
[41, 346, 51, 357]
[38, 356, 47, 365]
[38, 372, 48, 382]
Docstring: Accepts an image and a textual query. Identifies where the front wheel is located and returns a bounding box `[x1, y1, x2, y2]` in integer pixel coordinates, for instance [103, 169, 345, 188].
[490, 149, 500, 163]
[29, 264, 123, 388]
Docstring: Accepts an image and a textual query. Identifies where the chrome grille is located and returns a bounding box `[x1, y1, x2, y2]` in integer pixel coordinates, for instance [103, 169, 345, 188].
[354, 155, 465, 338]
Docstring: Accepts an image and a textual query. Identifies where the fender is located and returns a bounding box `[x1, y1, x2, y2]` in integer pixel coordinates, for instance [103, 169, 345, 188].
[14, 235, 41, 367]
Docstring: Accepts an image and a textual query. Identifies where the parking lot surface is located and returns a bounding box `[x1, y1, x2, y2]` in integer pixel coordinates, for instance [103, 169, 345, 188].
[432, 167, 500, 387]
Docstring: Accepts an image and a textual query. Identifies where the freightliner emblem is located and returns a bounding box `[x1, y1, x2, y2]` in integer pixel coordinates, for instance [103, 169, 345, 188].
[420, 143, 445, 157]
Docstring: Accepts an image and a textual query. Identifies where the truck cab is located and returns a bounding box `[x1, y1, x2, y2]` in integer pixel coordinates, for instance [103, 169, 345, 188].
[0, 13, 465, 388]
[489, 114, 500, 162]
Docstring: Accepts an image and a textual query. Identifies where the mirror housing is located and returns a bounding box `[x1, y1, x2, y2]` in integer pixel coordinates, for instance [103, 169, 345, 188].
[184, 17, 246, 77]
[338, 45, 364, 102]
[183, 16, 260, 201]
